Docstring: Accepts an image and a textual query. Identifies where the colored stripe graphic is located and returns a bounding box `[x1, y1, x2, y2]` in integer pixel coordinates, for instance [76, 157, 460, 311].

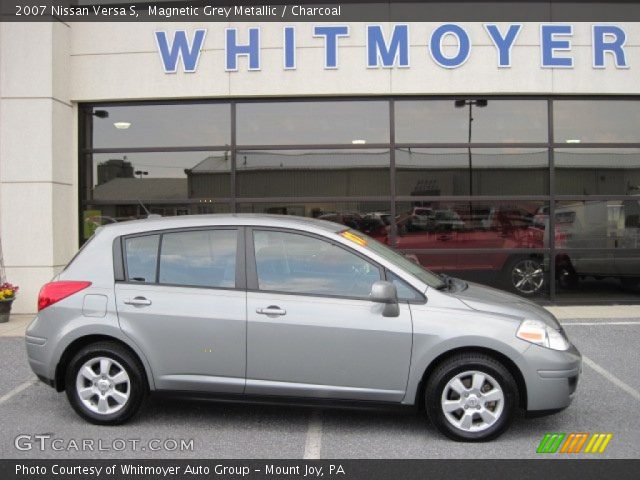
[559, 432, 588, 453]
[560, 433, 576, 453]
[537, 433, 565, 453]
[539, 433, 613, 454]
[571, 433, 589, 453]
[584, 433, 613, 453]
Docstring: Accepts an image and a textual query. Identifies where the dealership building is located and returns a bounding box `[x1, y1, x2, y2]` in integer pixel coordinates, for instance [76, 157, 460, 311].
[1, 17, 640, 312]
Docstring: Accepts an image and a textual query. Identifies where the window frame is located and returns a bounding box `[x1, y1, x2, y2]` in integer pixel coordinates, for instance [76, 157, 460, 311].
[118, 226, 246, 291]
[246, 227, 385, 301]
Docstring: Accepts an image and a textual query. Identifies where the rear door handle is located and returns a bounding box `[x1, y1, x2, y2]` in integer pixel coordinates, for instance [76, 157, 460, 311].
[256, 306, 286, 316]
[124, 297, 152, 306]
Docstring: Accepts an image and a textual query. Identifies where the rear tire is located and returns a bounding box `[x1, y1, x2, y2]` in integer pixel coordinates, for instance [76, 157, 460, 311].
[425, 353, 518, 442]
[65, 341, 146, 425]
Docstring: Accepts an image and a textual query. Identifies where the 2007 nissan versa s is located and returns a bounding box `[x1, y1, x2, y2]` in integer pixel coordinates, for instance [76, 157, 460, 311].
[26, 214, 581, 441]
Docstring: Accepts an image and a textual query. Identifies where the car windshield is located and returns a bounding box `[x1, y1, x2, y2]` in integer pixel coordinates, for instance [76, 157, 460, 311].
[342, 229, 446, 290]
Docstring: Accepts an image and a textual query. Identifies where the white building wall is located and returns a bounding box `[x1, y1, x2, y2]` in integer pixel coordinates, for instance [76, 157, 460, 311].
[1, 21, 639, 312]
[0, 22, 76, 313]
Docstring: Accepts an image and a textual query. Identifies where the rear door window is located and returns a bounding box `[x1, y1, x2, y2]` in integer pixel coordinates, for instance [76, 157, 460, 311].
[124, 235, 160, 283]
[159, 230, 237, 288]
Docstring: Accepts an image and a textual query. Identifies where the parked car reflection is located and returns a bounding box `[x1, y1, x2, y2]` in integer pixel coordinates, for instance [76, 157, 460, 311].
[324, 203, 548, 297]
[549, 199, 640, 291]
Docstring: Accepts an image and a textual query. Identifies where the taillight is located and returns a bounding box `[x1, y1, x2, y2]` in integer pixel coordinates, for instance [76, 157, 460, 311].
[38, 281, 92, 311]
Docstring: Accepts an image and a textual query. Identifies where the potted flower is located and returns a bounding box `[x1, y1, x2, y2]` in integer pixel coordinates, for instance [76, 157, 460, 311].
[0, 282, 19, 323]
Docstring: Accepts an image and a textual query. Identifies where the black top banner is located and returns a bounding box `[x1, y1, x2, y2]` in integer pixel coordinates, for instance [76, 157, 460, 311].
[3, 1, 640, 22]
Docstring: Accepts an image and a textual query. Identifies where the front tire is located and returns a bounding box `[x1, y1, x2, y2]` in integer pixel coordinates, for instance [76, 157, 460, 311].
[65, 341, 146, 425]
[425, 353, 518, 442]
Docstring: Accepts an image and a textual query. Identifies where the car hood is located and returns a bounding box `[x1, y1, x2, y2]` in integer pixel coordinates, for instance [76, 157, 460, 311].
[452, 281, 561, 329]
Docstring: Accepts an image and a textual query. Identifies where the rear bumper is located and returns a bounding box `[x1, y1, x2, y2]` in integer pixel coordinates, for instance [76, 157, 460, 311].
[25, 332, 54, 386]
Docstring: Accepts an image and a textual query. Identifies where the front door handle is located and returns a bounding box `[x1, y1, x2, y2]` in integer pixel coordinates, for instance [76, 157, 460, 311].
[256, 306, 286, 316]
[124, 296, 152, 306]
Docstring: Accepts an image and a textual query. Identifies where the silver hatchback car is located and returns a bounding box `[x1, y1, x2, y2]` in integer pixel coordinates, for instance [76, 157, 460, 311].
[26, 214, 581, 441]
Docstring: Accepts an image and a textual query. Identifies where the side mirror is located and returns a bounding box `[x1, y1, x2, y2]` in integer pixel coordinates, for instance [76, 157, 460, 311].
[370, 281, 400, 317]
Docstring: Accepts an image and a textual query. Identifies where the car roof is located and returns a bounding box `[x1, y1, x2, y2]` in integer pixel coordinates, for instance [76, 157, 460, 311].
[95, 213, 346, 237]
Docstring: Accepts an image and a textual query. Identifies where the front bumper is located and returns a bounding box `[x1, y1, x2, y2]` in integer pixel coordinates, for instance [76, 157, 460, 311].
[522, 343, 582, 412]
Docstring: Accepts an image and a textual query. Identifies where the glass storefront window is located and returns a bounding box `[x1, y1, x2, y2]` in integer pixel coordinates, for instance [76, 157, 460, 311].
[555, 148, 640, 196]
[90, 104, 231, 148]
[89, 151, 231, 202]
[395, 148, 549, 196]
[551, 200, 640, 303]
[82, 202, 231, 240]
[554, 100, 640, 144]
[79, 98, 640, 303]
[401, 252, 550, 298]
[236, 101, 390, 145]
[393, 200, 548, 249]
[554, 200, 640, 250]
[395, 100, 548, 144]
[236, 149, 390, 197]
[555, 253, 640, 299]
[238, 202, 392, 239]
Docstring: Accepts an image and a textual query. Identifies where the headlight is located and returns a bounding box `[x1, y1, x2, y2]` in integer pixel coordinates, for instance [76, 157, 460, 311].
[516, 319, 571, 351]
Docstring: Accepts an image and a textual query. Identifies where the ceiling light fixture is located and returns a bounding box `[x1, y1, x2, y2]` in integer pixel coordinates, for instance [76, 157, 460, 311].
[113, 122, 131, 130]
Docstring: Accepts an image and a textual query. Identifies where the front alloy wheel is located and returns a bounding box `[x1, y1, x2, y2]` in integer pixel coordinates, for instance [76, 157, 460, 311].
[441, 371, 505, 433]
[425, 353, 518, 441]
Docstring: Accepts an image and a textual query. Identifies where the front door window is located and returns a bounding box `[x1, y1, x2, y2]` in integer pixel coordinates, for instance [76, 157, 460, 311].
[253, 230, 381, 298]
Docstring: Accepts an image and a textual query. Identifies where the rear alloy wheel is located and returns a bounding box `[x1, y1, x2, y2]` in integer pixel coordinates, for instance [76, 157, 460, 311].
[75, 357, 131, 416]
[65, 342, 146, 425]
[425, 354, 518, 441]
[505, 257, 545, 296]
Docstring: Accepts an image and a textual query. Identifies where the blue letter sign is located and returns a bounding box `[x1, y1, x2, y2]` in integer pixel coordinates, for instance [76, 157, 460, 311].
[484, 24, 522, 67]
[429, 24, 471, 68]
[593, 25, 628, 68]
[155, 24, 633, 74]
[541, 24, 574, 68]
[367, 25, 409, 68]
[283, 26, 296, 69]
[314, 25, 350, 69]
[155, 29, 207, 73]
[226, 28, 261, 71]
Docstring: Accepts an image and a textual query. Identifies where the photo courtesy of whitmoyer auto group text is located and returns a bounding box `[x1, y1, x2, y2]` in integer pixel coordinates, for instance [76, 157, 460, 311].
[1, 0, 640, 478]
